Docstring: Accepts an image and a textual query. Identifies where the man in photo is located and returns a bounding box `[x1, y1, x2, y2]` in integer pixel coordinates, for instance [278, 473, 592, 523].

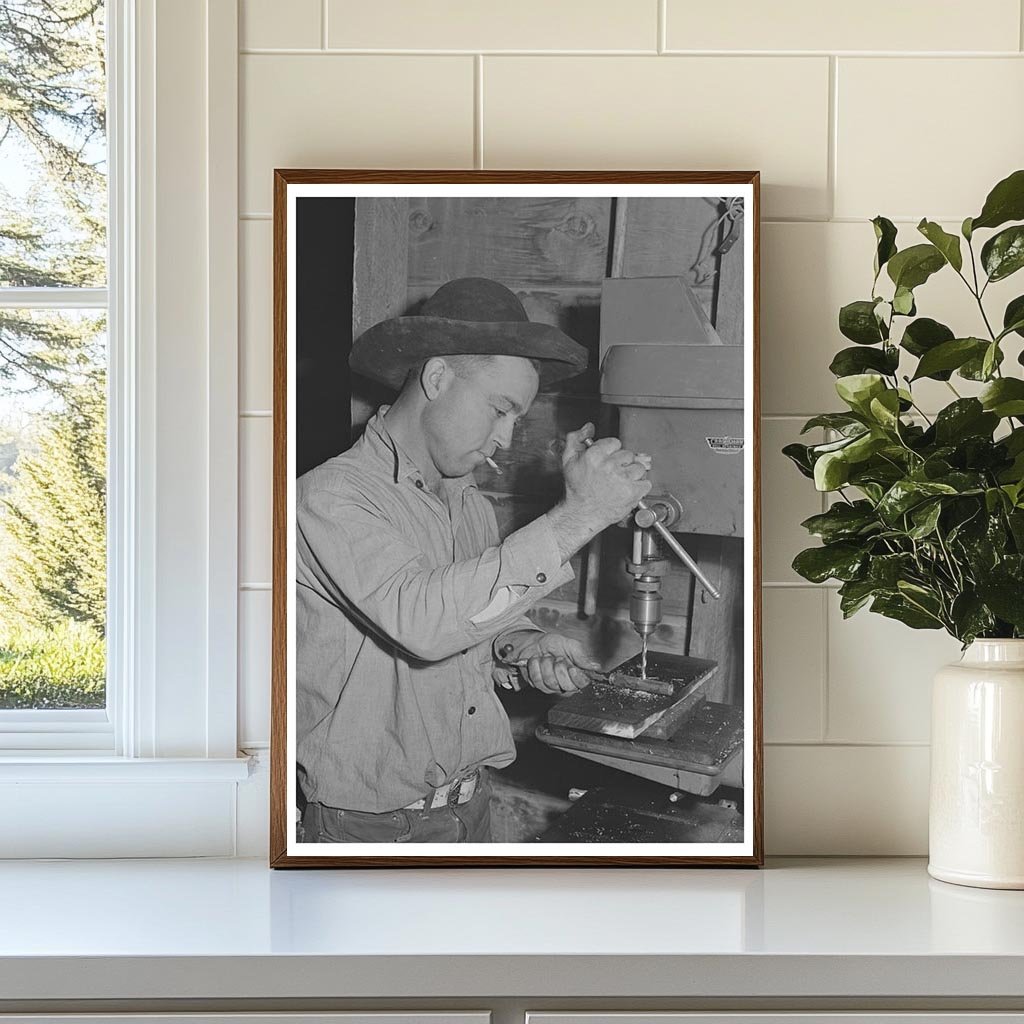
[296, 277, 651, 843]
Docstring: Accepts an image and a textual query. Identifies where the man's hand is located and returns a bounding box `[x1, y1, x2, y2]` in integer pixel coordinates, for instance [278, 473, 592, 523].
[515, 632, 603, 694]
[544, 422, 653, 562]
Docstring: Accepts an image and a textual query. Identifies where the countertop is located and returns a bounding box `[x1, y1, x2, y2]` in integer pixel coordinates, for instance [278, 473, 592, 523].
[1, 857, 1023, 1002]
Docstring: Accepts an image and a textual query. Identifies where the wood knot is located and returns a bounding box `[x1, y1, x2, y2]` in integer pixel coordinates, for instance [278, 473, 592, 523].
[561, 214, 594, 239]
[407, 209, 433, 235]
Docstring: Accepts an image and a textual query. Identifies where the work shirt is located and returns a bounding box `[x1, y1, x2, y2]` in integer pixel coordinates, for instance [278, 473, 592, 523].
[296, 407, 575, 812]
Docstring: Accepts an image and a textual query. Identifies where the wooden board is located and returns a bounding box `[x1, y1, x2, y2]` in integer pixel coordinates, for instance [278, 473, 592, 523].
[547, 655, 716, 739]
[407, 196, 612, 287]
[539, 699, 744, 775]
[686, 534, 744, 704]
[547, 683, 684, 739]
[351, 196, 410, 430]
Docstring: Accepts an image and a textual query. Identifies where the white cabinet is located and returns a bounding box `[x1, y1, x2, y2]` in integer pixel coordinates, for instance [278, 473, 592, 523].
[0, 1017, 489, 1024]
[527, 1017, 1024, 1024]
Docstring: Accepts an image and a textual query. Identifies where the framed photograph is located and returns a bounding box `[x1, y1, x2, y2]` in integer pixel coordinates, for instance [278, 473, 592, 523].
[270, 171, 762, 867]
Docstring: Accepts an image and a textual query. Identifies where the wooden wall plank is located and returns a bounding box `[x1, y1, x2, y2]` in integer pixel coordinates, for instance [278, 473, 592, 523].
[686, 535, 744, 704]
[351, 197, 410, 429]
[713, 203, 746, 347]
[407, 196, 612, 287]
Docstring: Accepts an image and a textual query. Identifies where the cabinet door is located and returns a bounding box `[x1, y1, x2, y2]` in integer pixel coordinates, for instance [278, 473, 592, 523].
[0, 1015, 490, 1024]
[528, 1016, 1024, 1024]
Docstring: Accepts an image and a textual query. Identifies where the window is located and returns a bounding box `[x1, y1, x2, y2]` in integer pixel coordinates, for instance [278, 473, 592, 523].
[0, 0, 246, 856]
[0, 0, 110, 747]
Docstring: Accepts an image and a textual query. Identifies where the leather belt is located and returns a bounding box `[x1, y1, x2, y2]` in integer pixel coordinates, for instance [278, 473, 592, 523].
[403, 770, 479, 811]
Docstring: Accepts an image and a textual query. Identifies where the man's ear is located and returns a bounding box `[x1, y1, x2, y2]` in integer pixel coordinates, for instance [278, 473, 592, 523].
[420, 356, 453, 401]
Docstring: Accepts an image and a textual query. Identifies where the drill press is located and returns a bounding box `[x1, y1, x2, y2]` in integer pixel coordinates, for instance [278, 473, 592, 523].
[534, 274, 747, 840]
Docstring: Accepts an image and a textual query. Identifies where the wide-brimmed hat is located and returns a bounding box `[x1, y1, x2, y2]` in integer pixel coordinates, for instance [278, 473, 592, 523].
[349, 277, 589, 390]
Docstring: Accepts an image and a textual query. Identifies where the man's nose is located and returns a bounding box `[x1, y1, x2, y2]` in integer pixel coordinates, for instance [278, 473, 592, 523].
[493, 418, 516, 449]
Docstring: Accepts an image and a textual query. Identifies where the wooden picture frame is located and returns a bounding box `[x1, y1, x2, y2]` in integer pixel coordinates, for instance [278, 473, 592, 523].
[271, 170, 762, 867]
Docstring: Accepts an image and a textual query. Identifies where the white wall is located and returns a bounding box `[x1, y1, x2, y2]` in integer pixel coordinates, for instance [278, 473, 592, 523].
[234, 0, 1024, 855]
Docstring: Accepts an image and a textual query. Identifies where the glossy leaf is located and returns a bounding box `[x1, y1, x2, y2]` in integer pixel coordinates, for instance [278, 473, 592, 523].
[1003, 295, 1024, 339]
[868, 389, 902, 431]
[800, 412, 866, 435]
[782, 442, 815, 479]
[911, 337, 987, 381]
[829, 345, 899, 378]
[979, 378, 1024, 418]
[887, 244, 946, 291]
[933, 399, 999, 445]
[835, 373, 886, 414]
[872, 215, 898, 276]
[838, 579, 880, 618]
[981, 225, 1024, 282]
[800, 501, 879, 543]
[959, 343, 1004, 381]
[814, 450, 851, 491]
[792, 543, 866, 583]
[876, 479, 958, 524]
[892, 286, 916, 316]
[868, 552, 915, 587]
[900, 317, 954, 360]
[950, 593, 996, 644]
[976, 578, 1024, 629]
[917, 219, 963, 272]
[839, 300, 887, 345]
[908, 500, 942, 539]
[971, 168, 1024, 232]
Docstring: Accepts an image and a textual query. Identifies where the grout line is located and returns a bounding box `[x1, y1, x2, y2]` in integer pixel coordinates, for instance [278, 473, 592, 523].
[240, 583, 272, 591]
[321, 0, 328, 50]
[761, 585, 839, 593]
[659, 49, 1024, 58]
[240, 47, 660, 56]
[657, 0, 666, 54]
[237, 47, 1024, 57]
[240, 213, 272, 221]
[827, 56, 838, 221]
[819, 588, 830, 743]
[240, 410, 272, 417]
[766, 740, 931, 748]
[474, 55, 484, 169]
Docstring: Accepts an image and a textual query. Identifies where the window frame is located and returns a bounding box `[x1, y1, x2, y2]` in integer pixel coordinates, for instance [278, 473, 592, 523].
[0, 6, 116, 749]
[0, 0, 248, 857]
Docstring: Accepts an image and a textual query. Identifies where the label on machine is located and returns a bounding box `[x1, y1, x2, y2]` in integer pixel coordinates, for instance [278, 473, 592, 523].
[705, 436, 744, 454]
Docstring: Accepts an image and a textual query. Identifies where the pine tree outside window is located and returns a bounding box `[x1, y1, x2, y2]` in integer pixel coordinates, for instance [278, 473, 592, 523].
[0, 1, 109, 739]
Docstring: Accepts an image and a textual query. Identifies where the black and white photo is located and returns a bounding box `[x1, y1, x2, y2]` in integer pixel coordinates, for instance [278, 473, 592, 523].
[271, 172, 762, 866]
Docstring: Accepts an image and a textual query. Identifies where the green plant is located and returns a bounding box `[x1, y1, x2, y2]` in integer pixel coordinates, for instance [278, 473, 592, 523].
[0, 620, 105, 709]
[785, 170, 1024, 645]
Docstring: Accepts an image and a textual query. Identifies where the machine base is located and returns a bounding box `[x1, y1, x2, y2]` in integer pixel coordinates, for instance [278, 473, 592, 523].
[536, 779, 744, 844]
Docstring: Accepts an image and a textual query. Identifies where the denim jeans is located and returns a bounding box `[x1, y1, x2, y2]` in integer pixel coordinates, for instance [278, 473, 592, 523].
[301, 770, 492, 843]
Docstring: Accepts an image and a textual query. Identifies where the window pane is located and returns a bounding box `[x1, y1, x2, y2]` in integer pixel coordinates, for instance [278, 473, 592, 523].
[0, 309, 106, 709]
[0, 1, 107, 288]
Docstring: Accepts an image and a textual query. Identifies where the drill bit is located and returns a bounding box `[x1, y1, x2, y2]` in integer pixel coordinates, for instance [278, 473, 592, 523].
[640, 636, 648, 679]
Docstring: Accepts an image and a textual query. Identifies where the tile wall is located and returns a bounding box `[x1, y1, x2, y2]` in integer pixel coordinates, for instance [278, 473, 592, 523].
[236, 0, 1024, 853]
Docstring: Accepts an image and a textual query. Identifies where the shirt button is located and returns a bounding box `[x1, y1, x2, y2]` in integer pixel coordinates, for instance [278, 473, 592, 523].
[414, 479, 424, 489]
[467, 706, 476, 716]
[536, 572, 547, 584]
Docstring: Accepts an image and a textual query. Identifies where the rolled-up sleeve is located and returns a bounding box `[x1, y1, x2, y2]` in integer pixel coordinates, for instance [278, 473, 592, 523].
[297, 486, 573, 663]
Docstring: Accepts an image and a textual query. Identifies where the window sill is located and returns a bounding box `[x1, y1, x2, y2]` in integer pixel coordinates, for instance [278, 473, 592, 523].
[0, 754, 252, 782]
[0, 755, 254, 858]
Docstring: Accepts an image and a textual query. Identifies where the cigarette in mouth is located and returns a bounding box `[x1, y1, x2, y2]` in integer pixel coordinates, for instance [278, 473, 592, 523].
[484, 455, 502, 474]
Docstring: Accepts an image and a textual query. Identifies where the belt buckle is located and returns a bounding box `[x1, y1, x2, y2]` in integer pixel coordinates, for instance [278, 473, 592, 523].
[448, 769, 479, 808]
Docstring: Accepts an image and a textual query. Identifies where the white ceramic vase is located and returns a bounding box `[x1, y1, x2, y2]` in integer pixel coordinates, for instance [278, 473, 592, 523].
[929, 639, 1024, 889]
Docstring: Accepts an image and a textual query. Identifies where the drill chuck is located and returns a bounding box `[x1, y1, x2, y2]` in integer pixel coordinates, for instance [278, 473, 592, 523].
[629, 575, 662, 637]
